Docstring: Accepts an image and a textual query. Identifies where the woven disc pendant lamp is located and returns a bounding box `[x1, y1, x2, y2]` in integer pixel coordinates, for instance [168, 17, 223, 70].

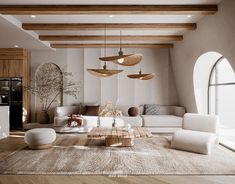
[99, 31, 143, 66]
[87, 25, 123, 77]
[87, 63, 122, 77]
[127, 69, 155, 80]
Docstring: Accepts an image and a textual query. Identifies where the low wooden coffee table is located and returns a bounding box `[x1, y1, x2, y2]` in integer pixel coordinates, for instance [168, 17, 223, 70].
[88, 127, 152, 147]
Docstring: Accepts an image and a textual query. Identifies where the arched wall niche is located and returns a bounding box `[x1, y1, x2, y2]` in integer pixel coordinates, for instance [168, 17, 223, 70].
[34, 62, 63, 122]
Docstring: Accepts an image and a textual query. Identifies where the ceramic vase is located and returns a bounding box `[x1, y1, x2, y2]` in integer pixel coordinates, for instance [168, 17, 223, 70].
[38, 110, 50, 124]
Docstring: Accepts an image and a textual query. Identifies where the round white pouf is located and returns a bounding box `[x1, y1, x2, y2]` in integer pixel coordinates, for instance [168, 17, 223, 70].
[24, 128, 56, 149]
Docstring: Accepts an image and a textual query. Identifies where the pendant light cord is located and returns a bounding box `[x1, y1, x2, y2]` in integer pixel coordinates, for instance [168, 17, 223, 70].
[104, 24, 107, 66]
[120, 30, 122, 52]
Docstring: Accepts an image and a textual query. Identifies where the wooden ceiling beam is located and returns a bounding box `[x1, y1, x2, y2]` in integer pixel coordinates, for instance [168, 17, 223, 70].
[0, 5, 217, 15]
[39, 35, 183, 41]
[50, 43, 173, 48]
[23, 23, 197, 31]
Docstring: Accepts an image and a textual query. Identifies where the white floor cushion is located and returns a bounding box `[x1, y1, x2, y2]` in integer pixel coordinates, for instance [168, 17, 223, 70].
[24, 128, 56, 149]
[171, 129, 217, 155]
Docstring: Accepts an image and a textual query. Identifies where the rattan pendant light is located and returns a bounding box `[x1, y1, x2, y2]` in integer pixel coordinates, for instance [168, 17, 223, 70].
[87, 63, 122, 77]
[127, 69, 155, 80]
[87, 26, 123, 77]
[99, 31, 143, 66]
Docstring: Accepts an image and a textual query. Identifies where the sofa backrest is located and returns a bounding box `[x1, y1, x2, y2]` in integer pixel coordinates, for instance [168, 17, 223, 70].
[55, 106, 81, 117]
[118, 105, 185, 117]
[55, 104, 186, 117]
[158, 106, 186, 117]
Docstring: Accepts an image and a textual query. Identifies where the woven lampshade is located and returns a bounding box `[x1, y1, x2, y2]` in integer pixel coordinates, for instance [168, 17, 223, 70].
[127, 70, 155, 80]
[99, 30, 142, 66]
[99, 51, 142, 66]
[87, 26, 123, 78]
[139, 73, 155, 80]
[87, 64, 123, 77]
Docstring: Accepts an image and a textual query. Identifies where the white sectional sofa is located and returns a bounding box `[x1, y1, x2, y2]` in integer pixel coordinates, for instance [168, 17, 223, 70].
[54, 105, 185, 133]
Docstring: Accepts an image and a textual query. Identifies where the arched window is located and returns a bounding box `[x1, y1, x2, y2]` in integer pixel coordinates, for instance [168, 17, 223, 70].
[208, 57, 235, 125]
[208, 56, 235, 150]
[193, 52, 222, 114]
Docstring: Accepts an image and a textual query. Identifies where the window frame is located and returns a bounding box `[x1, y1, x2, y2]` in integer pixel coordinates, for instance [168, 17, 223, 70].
[207, 56, 235, 114]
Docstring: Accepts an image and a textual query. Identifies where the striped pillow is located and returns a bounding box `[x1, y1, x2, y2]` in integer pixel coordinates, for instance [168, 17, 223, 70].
[144, 104, 160, 115]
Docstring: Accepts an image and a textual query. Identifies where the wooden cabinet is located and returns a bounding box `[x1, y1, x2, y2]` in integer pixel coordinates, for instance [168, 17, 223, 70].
[0, 49, 26, 77]
[0, 48, 31, 124]
[0, 60, 9, 76]
[8, 60, 23, 77]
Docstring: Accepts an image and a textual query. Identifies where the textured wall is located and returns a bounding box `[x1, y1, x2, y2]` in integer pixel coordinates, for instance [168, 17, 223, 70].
[170, 0, 235, 113]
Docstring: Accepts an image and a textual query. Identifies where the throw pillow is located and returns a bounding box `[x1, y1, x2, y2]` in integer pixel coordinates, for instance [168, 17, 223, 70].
[84, 105, 100, 116]
[144, 104, 160, 115]
[139, 105, 144, 115]
[128, 107, 139, 117]
[67, 114, 83, 127]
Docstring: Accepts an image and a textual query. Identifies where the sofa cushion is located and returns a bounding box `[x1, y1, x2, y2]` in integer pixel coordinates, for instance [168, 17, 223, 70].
[171, 129, 217, 155]
[80, 103, 99, 114]
[128, 107, 139, 117]
[118, 105, 130, 116]
[154, 106, 185, 116]
[119, 116, 142, 127]
[82, 116, 124, 128]
[144, 104, 160, 115]
[142, 115, 182, 127]
[84, 105, 100, 116]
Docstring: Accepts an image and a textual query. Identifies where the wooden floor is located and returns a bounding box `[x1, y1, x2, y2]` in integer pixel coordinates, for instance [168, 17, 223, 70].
[0, 132, 234, 184]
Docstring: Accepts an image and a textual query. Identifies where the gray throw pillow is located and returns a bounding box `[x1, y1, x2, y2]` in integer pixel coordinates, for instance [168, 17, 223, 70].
[144, 104, 160, 115]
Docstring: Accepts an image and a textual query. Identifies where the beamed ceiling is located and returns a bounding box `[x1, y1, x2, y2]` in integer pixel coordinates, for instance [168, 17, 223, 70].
[0, 0, 222, 50]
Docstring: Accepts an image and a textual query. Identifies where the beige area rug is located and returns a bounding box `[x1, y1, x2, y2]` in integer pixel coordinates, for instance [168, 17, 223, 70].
[0, 134, 235, 175]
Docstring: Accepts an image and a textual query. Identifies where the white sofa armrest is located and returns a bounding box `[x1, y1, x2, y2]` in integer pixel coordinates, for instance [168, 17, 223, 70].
[55, 105, 81, 117]
[183, 113, 220, 134]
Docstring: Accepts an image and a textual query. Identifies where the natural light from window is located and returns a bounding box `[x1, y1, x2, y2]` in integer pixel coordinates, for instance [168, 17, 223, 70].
[208, 57, 235, 151]
[194, 52, 235, 151]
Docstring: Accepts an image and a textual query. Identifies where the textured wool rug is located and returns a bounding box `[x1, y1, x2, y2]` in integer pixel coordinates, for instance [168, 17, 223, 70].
[0, 134, 235, 175]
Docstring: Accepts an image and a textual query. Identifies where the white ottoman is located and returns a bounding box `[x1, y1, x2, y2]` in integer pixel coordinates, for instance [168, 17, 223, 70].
[171, 129, 217, 155]
[24, 128, 56, 149]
